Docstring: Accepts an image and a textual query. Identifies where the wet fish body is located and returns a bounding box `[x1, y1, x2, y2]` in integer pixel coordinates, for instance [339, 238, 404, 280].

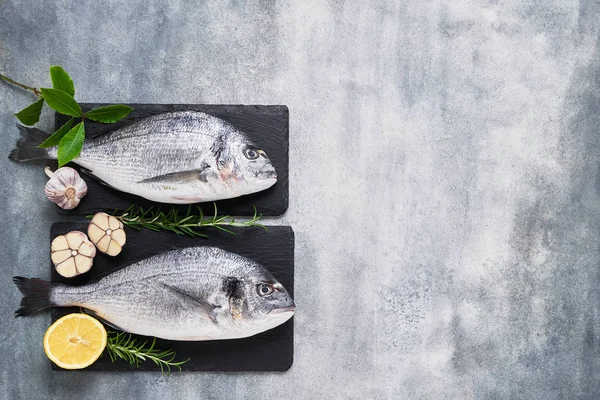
[10, 111, 277, 203]
[14, 247, 295, 341]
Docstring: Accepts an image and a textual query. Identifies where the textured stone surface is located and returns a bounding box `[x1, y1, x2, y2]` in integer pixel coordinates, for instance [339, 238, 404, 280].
[2, 1, 600, 399]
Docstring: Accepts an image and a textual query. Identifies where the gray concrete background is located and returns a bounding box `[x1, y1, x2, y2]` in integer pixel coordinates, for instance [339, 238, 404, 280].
[1, 0, 600, 399]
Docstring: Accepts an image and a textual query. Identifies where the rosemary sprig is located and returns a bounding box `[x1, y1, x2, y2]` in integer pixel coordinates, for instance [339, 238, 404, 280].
[105, 330, 189, 374]
[88, 203, 266, 237]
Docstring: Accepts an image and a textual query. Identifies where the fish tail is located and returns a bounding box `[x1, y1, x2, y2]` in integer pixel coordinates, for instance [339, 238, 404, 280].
[12, 276, 55, 317]
[9, 125, 51, 162]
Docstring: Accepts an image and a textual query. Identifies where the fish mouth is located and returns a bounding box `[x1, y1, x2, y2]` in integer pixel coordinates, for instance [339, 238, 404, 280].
[271, 306, 295, 314]
[252, 171, 277, 191]
[259, 170, 277, 180]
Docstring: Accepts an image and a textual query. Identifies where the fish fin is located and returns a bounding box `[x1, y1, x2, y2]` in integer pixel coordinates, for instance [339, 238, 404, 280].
[137, 163, 210, 185]
[178, 336, 212, 341]
[9, 125, 50, 162]
[12, 276, 54, 317]
[82, 309, 127, 331]
[173, 196, 203, 202]
[79, 167, 115, 189]
[162, 284, 221, 324]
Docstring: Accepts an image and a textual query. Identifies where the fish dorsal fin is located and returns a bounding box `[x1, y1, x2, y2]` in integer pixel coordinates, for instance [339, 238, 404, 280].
[137, 164, 210, 184]
[162, 284, 220, 324]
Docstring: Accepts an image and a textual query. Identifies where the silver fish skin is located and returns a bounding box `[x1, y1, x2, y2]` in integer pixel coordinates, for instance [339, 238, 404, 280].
[12, 111, 277, 203]
[13, 247, 295, 341]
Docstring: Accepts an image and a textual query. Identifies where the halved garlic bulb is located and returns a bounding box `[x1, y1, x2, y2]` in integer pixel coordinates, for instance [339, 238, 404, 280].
[44, 167, 88, 210]
[51, 231, 96, 278]
[88, 212, 126, 256]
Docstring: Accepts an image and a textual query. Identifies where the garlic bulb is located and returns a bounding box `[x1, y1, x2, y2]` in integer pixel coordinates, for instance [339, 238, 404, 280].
[88, 212, 126, 256]
[51, 231, 96, 278]
[44, 167, 88, 210]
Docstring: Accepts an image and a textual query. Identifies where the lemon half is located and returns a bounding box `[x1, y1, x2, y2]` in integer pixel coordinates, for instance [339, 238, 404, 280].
[43, 313, 107, 369]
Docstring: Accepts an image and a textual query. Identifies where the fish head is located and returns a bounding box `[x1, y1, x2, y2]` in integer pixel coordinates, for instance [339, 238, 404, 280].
[218, 133, 277, 194]
[229, 267, 295, 329]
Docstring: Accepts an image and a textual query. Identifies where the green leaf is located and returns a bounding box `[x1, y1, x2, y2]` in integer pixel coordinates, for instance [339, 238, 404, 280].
[37, 118, 74, 148]
[85, 104, 133, 123]
[49, 66, 75, 97]
[14, 98, 44, 126]
[57, 121, 85, 167]
[40, 88, 82, 117]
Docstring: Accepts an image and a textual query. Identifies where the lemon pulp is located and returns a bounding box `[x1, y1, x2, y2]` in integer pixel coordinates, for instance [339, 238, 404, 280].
[43, 313, 107, 369]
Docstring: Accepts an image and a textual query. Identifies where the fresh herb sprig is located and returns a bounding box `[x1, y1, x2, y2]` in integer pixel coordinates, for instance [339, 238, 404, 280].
[104, 203, 266, 237]
[1, 66, 133, 166]
[106, 330, 189, 373]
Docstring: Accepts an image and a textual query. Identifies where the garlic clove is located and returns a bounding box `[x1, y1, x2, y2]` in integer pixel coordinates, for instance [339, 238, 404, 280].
[74, 255, 93, 274]
[93, 213, 110, 230]
[108, 216, 121, 231]
[51, 230, 96, 278]
[51, 236, 69, 252]
[88, 212, 126, 256]
[44, 167, 88, 210]
[105, 241, 122, 257]
[78, 242, 96, 258]
[87, 224, 105, 244]
[51, 249, 72, 265]
[56, 257, 77, 278]
[96, 235, 112, 252]
[65, 231, 86, 249]
[110, 228, 126, 247]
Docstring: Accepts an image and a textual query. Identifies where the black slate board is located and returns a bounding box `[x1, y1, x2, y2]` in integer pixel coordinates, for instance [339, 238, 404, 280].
[51, 104, 289, 216]
[49, 223, 294, 372]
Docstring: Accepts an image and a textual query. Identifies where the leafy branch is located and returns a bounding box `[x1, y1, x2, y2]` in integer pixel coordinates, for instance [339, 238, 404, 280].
[1, 66, 133, 166]
[105, 330, 189, 374]
[0, 73, 40, 95]
[102, 203, 266, 237]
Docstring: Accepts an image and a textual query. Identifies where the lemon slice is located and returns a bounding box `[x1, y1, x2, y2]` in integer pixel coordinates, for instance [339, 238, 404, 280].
[43, 313, 107, 369]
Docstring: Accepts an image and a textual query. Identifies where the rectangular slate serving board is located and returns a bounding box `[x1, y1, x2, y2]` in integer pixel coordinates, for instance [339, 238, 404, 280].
[51, 104, 289, 216]
[50, 223, 294, 372]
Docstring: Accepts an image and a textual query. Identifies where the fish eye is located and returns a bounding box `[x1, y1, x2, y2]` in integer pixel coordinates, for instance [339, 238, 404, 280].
[257, 283, 274, 296]
[244, 147, 259, 160]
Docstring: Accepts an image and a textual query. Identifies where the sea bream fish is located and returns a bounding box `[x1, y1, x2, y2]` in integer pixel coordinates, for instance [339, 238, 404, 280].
[9, 111, 277, 203]
[13, 247, 295, 341]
